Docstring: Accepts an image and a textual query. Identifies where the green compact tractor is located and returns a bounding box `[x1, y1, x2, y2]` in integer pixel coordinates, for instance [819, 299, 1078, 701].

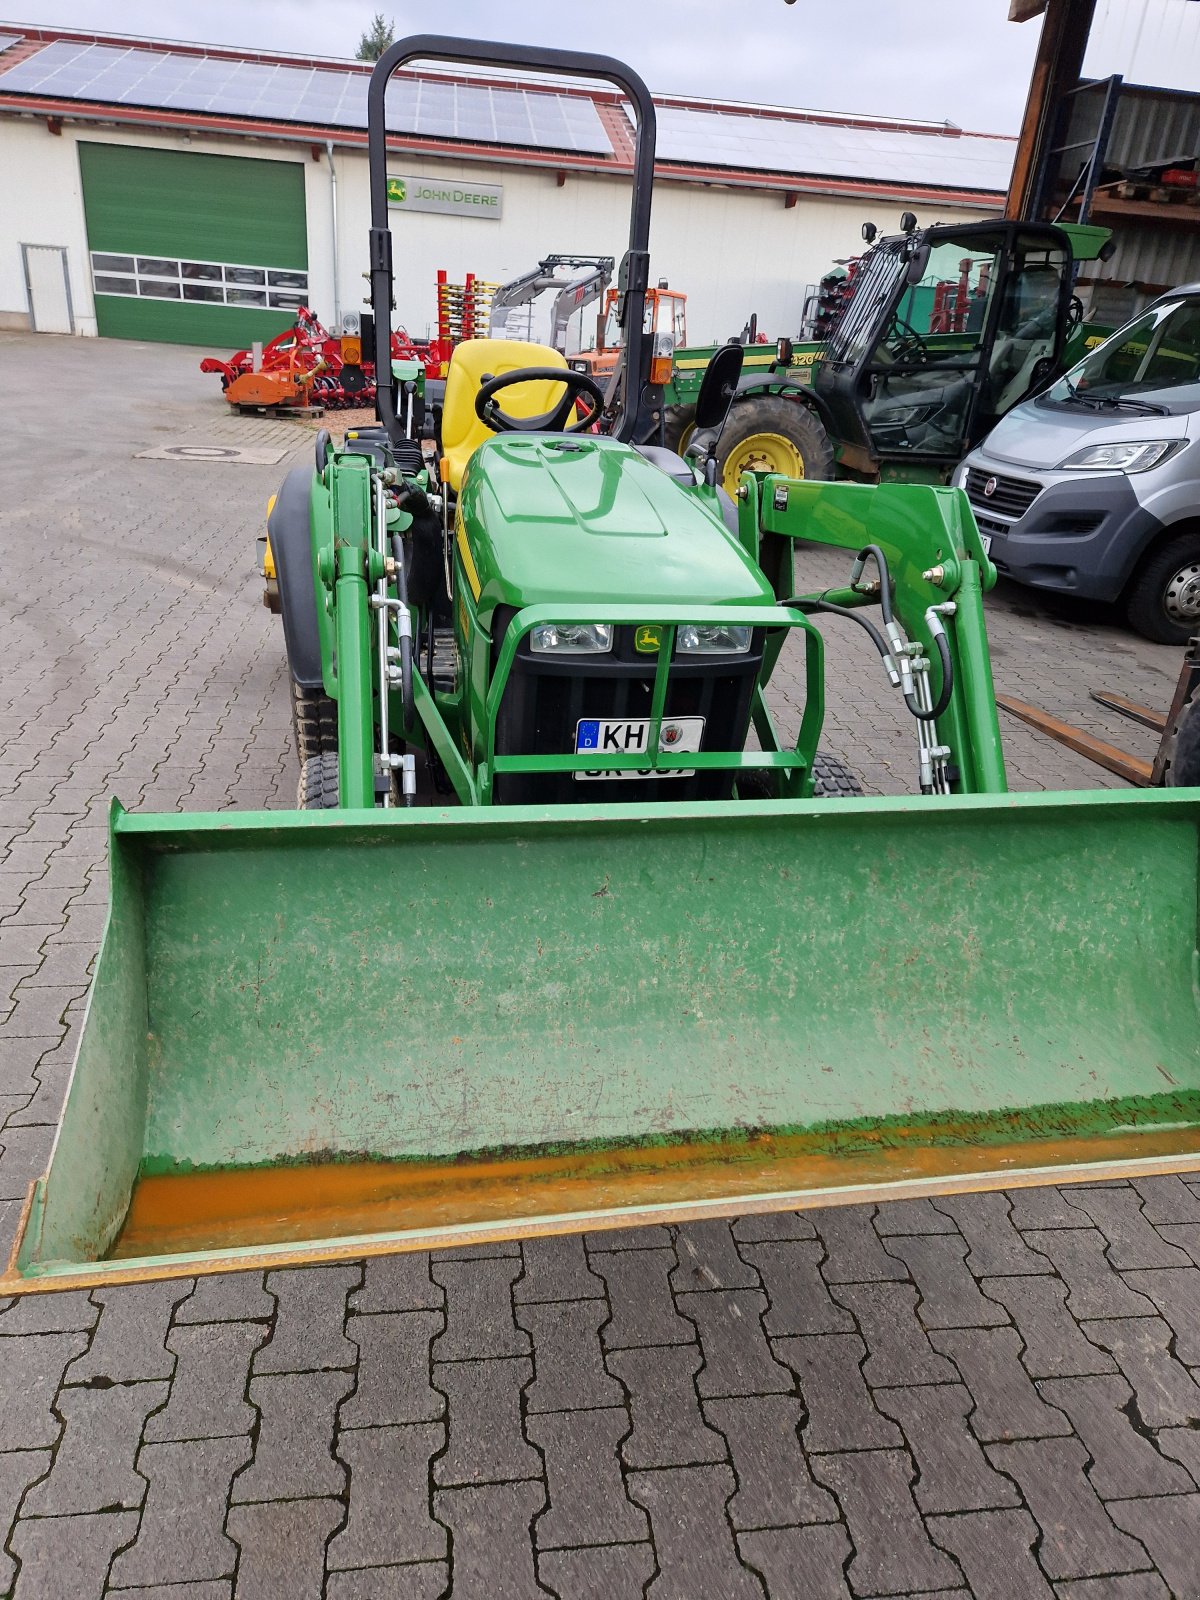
[7, 37, 1200, 1293]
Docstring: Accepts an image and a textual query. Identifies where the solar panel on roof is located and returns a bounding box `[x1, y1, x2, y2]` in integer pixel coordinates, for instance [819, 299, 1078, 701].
[0, 38, 612, 153]
[0, 34, 21, 51]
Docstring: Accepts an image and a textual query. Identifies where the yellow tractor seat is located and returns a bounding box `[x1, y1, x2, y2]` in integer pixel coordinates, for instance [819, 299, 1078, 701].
[440, 338, 571, 492]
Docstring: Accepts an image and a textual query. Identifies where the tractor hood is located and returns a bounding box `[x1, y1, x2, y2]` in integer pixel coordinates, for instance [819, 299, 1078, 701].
[458, 435, 775, 618]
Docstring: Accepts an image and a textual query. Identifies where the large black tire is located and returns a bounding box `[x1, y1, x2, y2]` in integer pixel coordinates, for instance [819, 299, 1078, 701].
[663, 404, 697, 456]
[736, 749, 862, 799]
[1163, 692, 1200, 787]
[1124, 532, 1200, 644]
[810, 750, 864, 797]
[715, 395, 834, 496]
[297, 751, 340, 809]
[291, 681, 338, 764]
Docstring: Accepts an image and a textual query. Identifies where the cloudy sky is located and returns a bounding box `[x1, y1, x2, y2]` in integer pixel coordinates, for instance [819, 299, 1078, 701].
[16, 0, 1200, 135]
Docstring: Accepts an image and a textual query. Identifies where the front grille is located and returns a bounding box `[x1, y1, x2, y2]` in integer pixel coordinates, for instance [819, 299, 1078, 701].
[973, 511, 1009, 539]
[964, 467, 1043, 521]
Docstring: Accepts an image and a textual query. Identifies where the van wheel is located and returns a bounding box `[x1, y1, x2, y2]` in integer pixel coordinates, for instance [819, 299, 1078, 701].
[1125, 534, 1200, 644]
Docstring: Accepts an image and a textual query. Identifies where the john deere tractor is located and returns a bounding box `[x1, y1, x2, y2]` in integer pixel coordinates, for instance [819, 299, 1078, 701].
[8, 36, 1200, 1295]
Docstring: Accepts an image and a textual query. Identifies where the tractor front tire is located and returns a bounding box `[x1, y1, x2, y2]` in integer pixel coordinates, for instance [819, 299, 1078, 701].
[715, 395, 834, 496]
[298, 751, 340, 810]
[810, 751, 864, 797]
[291, 681, 338, 764]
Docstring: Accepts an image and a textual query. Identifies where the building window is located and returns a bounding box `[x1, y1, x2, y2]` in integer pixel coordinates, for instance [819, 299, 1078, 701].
[90, 253, 307, 308]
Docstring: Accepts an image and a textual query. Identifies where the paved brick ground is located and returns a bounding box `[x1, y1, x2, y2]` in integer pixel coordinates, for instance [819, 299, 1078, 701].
[1, 333, 1196, 1598]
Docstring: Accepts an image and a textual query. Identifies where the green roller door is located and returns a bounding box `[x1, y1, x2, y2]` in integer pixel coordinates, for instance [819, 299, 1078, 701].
[79, 143, 309, 346]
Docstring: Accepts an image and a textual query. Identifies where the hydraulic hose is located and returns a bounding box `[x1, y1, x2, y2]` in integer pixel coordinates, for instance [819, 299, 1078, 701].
[922, 610, 954, 722]
[790, 595, 892, 663]
[851, 544, 895, 625]
[390, 532, 414, 727]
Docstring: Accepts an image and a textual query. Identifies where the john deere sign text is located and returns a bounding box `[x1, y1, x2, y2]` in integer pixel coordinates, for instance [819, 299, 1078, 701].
[386, 176, 503, 219]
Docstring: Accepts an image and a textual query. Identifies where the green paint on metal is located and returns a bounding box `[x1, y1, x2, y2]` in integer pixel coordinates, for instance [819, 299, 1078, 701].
[12, 788, 1200, 1278]
[89, 297, 296, 349]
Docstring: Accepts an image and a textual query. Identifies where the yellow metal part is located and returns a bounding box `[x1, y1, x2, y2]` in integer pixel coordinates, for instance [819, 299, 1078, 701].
[721, 430, 806, 494]
[440, 337, 569, 492]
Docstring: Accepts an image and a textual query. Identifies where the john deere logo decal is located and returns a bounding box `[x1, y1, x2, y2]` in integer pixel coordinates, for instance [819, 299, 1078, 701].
[635, 626, 661, 653]
[387, 178, 407, 203]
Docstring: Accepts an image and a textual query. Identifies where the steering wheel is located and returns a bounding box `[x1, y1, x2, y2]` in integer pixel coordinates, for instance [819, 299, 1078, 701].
[886, 317, 930, 365]
[474, 367, 606, 435]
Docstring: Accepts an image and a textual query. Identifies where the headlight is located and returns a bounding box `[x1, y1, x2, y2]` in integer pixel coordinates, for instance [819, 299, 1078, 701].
[1057, 439, 1184, 473]
[530, 623, 613, 654]
[677, 624, 752, 654]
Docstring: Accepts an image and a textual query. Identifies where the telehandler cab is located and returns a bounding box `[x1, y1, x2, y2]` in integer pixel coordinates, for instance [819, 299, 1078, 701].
[7, 37, 1200, 1293]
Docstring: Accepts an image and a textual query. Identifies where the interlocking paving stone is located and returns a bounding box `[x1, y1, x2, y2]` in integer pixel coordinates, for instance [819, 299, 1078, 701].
[703, 1394, 838, 1528]
[931, 1327, 1073, 1441]
[608, 1346, 728, 1469]
[928, 1508, 1054, 1599]
[350, 1251, 444, 1313]
[143, 1322, 266, 1442]
[990, 1437, 1152, 1579]
[592, 1248, 694, 1350]
[811, 1206, 908, 1282]
[253, 1265, 358, 1374]
[1159, 1223, 1200, 1267]
[584, 1225, 672, 1251]
[108, 1583, 232, 1600]
[107, 1435, 251, 1588]
[874, 1197, 959, 1235]
[679, 1289, 791, 1398]
[1025, 1230, 1159, 1321]
[982, 1275, 1118, 1378]
[537, 1541, 656, 1599]
[327, 1423, 446, 1569]
[1007, 1186, 1094, 1231]
[730, 1210, 815, 1243]
[527, 1406, 647, 1549]
[670, 1220, 761, 1292]
[516, 1299, 623, 1414]
[772, 1334, 903, 1452]
[0, 1124, 54, 1201]
[431, 1258, 530, 1361]
[0, 1449, 50, 1592]
[172, 1272, 273, 1324]
[514, 1233, 605, 1303]
[875, 1383, 1021, 1513]
[1037, 1375, 1194, 1498]
[433, 1356, 541, 1486]
[1123, 1267, 1200, 1365]
[1065, 1190, 1192, 1270]
[1054, 1577, 1171, 1599]
[326, 1565, 447, 1600]
[736, 1523, 853, 1599]
[1082, 1317, 1200, 1428]
[224, 1496, 343, 1599]
[832, 1281, 959, 1387]
[884, 1233, 1009, 1328]
[627, 1464, 766, 1600]
[24, 1380, 167, 1516]
[433, 1481, 547, 1600]
[231, 1369, 353, 1502]
[0, 1291, 97, 1335]
[340, 1310, 443, 1427]
[7, 1508, 139, 1600]
[65, 1283, 188, 1384]
[1133, 1175, 1200, 1225]
[934, 1192, 1053, 1277]
[1155, 1425, 1200, 1484]
[815, 1448, 965, 1593]
[1107, 1494, 1200, 1598]
[742, 1241, 854, 1336]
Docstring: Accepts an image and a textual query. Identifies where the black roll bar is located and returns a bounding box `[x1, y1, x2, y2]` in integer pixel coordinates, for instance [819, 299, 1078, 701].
[366, 35, 657, 446]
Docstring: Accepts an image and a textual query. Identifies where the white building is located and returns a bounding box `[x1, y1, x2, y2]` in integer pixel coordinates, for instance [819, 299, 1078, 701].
[0, 23, 1013, 349]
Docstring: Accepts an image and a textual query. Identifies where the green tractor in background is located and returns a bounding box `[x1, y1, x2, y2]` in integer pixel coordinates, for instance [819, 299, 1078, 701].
[9, 36, 1200, 1296]
[660, 217, 1115, 492]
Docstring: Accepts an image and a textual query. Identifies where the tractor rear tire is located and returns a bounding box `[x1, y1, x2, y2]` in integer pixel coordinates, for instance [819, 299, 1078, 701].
[663, 405, 697, 456]
[291, 681, 338, 764]
[810, 751, 864, 797]
[1163, 692, 1200, 787]
[715, 395, 834, 496]
[298, 751, 340, 810]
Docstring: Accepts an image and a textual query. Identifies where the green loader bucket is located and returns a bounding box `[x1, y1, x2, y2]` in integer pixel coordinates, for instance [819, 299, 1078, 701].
[6, 790, 1200, 1290]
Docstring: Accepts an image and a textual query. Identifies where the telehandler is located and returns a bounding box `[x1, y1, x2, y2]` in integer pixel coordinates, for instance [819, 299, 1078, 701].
[6, 37, 1200, 1292]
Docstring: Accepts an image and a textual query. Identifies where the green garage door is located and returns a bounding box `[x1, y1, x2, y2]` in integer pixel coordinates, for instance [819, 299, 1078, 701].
[79, 143, 309, 346]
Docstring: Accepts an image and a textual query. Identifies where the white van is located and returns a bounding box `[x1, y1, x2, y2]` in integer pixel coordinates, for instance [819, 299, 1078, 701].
[955, 288, 1200, 643]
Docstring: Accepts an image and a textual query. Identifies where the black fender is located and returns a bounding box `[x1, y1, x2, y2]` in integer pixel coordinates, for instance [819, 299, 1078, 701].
[732, 372, 837, 432]
[268, 466, 323, 690]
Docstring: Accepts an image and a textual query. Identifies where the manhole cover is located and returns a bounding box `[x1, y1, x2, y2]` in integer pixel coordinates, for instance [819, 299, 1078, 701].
[135, 444, 288, 465]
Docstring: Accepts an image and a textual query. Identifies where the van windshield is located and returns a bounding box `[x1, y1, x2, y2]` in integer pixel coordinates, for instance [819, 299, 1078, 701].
[1048, 297, 1200, 410]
